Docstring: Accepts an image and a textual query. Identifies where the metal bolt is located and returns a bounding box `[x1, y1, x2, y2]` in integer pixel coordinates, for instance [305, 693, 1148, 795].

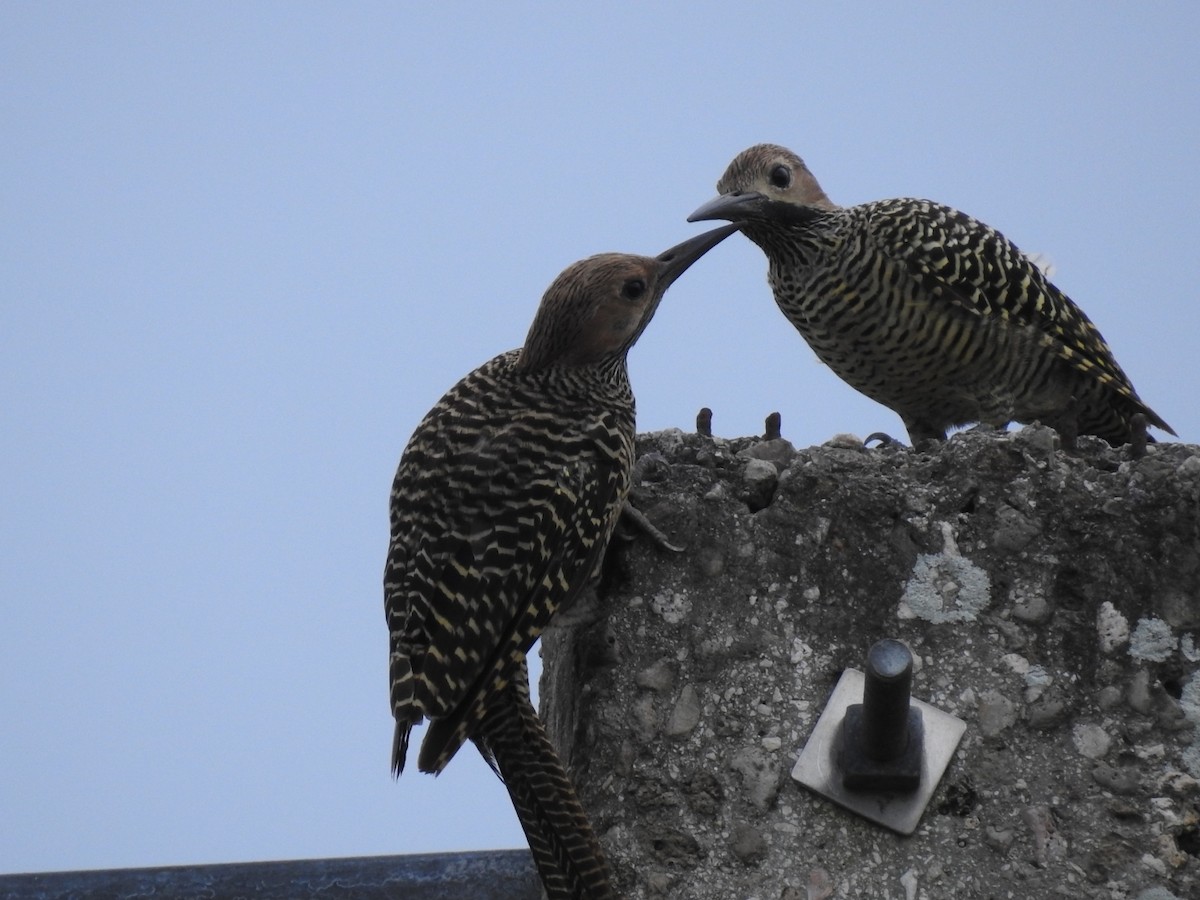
[861, 639, 914, 760]
[1058, 395, 1080, 452]
[839, 639, 924, 792]
[1130, 413, 1148, 460]
[792, 640, 966, 833]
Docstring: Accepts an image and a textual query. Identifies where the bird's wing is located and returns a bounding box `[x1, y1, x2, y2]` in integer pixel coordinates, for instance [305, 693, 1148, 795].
[387, 392, 625, 773]
[865, 199, 1144, 406]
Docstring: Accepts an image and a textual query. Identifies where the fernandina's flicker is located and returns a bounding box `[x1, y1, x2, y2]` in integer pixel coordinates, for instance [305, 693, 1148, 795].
[384, 224, 738, 899]
[690, 143, 1173, 446]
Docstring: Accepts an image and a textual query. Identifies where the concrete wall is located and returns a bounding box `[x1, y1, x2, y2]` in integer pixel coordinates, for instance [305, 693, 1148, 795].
[541, 426, 1200, 899]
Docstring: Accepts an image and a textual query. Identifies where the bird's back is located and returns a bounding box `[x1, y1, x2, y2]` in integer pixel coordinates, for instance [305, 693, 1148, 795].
[758, 197, 1171, 443]
[385, 349, 635, 775]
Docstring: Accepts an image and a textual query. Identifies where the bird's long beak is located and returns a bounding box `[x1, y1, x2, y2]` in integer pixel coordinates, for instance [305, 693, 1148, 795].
[687, 191, 768, 224]
[655, 223, 740, 289]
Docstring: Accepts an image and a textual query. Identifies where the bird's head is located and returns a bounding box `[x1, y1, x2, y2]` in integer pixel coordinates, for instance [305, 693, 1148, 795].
[688, 143, 837, 229]
[518, 224, 739, 371]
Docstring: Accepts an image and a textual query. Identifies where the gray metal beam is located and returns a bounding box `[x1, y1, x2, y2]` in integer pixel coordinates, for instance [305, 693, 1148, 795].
[0, 849, 542, 899]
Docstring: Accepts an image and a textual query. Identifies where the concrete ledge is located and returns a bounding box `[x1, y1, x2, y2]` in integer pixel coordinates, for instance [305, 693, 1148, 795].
[542, 426, 1200, 898]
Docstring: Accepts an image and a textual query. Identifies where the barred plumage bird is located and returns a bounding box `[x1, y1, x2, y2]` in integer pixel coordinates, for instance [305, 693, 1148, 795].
[689, 143, 1173, 446]
[384, 224, 737, 899]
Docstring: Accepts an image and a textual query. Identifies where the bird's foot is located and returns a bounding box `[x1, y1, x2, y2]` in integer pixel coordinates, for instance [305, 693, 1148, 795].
[865, 431, 905, 449]
[619, 501, 684, 552]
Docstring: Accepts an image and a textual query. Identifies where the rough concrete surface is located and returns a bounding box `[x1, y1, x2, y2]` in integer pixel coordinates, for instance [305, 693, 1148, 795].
[540, 424, 1200, 899]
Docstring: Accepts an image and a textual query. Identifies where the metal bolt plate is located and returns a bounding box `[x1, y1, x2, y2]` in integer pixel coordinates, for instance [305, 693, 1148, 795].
[790, 667, 966, 835]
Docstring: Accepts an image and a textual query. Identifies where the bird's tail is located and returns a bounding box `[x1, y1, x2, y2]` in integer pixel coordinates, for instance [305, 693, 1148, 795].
[473, 667, 615, 900]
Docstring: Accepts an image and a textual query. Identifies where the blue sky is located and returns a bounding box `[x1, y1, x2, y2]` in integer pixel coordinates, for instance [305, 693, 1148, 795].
[3, 2, 1197, 875]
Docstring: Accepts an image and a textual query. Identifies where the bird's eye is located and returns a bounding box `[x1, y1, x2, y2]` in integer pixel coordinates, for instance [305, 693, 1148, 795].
[621, 278, 647, 301]
[769, 164, 792, 189]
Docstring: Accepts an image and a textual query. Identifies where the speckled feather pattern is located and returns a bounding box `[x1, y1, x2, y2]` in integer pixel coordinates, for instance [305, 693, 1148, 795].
[709, 144, 1172, 445]
[385, 349, 633, 776]
[474, 661, 615, 899]
[383, 350, 629, 900]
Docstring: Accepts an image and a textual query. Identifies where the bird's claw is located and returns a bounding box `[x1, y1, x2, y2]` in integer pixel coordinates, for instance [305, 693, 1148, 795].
[864, 431, 904, 449]
[620, 501, 684, 552]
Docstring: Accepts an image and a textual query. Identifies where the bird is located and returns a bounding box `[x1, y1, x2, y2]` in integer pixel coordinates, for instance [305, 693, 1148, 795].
[689, 143, 1174, 447]
[384, 223, 738, 899]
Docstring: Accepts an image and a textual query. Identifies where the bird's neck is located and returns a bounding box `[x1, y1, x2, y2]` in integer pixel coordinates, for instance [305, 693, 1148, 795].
[530, 358, 634, 414]
[745, 212, 839, 268]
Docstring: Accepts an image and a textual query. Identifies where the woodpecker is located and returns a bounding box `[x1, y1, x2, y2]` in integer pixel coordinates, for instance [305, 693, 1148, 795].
[385, 224, 737, 898]
[690, 143, 1173, 446]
